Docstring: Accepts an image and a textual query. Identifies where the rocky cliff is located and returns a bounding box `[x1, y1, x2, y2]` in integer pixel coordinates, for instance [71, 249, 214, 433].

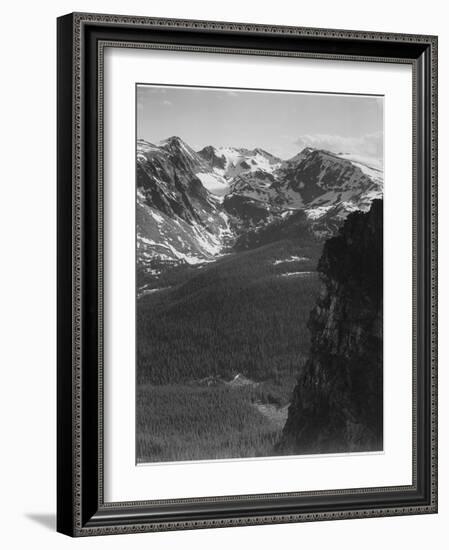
[278, 199, 383, 454]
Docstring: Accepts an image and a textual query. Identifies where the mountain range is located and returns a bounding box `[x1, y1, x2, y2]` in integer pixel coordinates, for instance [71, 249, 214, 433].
[136, 135, 383, 290]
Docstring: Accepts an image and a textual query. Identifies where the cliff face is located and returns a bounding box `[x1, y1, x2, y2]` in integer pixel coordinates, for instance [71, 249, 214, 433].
[279, 199, 383, 454]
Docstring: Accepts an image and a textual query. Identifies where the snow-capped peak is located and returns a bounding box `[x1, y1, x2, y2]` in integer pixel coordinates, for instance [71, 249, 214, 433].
[335, 153, 383, 186]
[197, 144, 282, 181]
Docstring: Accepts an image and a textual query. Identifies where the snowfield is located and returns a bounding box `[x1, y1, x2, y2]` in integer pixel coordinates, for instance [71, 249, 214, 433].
[196, 172, 229, 196]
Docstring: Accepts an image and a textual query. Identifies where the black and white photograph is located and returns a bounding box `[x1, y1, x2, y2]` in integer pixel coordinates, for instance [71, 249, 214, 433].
[135, 84, 384, 464]
[51, 7, 439, 539]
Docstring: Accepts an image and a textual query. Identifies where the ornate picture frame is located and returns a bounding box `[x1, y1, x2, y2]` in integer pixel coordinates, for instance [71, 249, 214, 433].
[57, 12, 437, 536]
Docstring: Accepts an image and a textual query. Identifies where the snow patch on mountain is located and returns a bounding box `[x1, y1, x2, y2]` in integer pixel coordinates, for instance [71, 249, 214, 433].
[273, 256, 310, 265]
[305, 205, 334, 220]
[138, 284, 173, 299]
[280, 271, 314, 277]
[198, 145, 282, 184]
[196, 172, 229, 196]
[151, 210, 165, 225]
[137, 199, 230, 276]
[342, 160, 382, 187]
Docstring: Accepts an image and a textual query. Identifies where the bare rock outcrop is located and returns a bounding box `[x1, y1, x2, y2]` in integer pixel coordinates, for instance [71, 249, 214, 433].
[279, 199, 383, 454]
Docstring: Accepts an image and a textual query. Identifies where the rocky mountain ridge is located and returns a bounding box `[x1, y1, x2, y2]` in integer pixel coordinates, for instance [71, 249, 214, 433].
[136, 136, 383, 285]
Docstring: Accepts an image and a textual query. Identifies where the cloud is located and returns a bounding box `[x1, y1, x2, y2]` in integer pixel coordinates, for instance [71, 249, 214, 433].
[295, 132, 383, 165]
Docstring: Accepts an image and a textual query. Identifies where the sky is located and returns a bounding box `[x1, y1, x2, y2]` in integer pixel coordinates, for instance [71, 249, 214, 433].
[137, 84, 383, 167]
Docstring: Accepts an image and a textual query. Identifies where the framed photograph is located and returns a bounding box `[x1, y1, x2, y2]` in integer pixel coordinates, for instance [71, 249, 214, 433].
[57, 12, 438, 536]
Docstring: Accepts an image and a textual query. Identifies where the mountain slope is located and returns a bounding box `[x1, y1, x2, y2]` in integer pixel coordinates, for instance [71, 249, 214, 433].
[137, 137, 233, 277]
[222, 147, 382, 236]
[198, 145, 281, 179]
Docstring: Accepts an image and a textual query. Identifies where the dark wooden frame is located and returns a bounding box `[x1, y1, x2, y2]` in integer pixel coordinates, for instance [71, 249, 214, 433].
[57, 12, 438, 537]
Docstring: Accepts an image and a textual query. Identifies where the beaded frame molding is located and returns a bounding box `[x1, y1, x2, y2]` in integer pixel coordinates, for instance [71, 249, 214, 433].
[57, 12, 438, 537]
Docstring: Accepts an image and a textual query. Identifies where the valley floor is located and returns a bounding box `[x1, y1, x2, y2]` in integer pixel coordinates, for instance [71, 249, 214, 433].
[136, 239, 322, 463]
[136, 380, 291, 463]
